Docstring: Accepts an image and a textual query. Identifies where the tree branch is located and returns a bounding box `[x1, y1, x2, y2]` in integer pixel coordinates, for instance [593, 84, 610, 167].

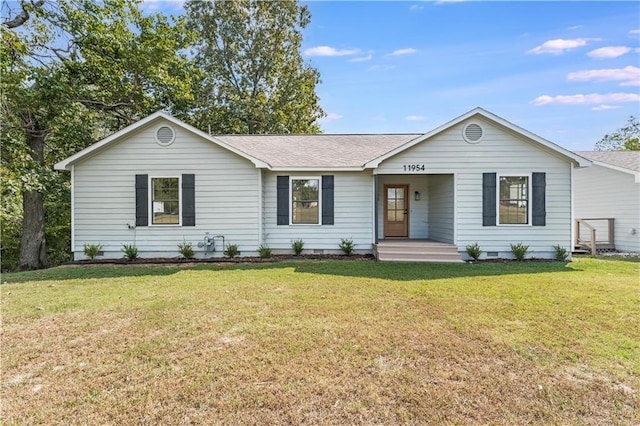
[2, 0, 45, 29]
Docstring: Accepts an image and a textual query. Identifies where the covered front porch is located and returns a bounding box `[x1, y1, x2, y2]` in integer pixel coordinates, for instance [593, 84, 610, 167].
[373, 173, 462, 262]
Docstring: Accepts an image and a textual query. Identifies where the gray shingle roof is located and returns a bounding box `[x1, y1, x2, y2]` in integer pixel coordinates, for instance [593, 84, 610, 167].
[576, 151, 640, 172]
[215, 134, 422, 168]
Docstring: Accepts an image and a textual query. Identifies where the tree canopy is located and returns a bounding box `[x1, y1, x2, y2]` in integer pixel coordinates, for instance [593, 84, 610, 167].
[1, 0, 197, 270]
[1, 0, 326, 271]
[594, 115, 640, 151]
[185, 0, 325, 134]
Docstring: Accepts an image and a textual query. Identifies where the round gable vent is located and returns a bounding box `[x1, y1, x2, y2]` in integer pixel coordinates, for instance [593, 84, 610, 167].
[155, 125, 176, 146]
[463, 123, 484, 144]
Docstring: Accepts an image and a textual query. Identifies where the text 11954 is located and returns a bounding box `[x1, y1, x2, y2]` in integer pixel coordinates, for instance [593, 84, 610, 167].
[403, 164, 425, 172]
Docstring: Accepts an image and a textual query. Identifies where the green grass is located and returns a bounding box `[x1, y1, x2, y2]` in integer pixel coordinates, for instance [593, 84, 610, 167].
[1, 257, 638, 424]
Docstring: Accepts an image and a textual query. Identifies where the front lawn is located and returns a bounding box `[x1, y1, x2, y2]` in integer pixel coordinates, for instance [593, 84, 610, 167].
[1, 258, 638, 424]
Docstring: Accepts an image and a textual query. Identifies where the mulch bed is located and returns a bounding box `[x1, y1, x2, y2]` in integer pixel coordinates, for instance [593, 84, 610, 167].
[64, 253, 376, 266]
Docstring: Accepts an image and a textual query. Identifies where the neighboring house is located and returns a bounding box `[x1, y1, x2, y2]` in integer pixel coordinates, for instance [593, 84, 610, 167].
[54, 108, 589, 261]
[574, 151, 640, 253]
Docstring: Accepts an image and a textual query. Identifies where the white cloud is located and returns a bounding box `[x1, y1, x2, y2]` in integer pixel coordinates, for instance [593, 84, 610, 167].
[435, 0, 467, 4]
[587, 46, 632, 60]
[391, 48, 417, 56]
[349, 54, 373, 63]
[567, 25, 583, 31]
[304, 46, 359, 57]
[405, 115, 427, 121]
[567, 66, 640, 86]
[409, 4, 424, 12]
[531, 92, 640, 106]
[368, 65, 396, 72]
[629, 29, 640, 36]
[318, 113, 343, 122]
[592, 104, 623, 111]
[527, 38, 600, 55]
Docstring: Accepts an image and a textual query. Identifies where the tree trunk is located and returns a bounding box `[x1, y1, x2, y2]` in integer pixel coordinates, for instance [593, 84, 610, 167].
[20, 190, 47, 270]
[19, 116, 48, 270]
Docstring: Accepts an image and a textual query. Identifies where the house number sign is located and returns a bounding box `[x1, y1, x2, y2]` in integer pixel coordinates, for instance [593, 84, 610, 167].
[403, 164, 426, 172]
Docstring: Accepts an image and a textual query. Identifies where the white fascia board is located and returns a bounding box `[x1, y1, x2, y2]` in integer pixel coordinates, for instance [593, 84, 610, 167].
[363, 107, 592, 169]
[269, 167, 365, 172]
[54, 111, 270, 170]
[591, 160, 640, 182]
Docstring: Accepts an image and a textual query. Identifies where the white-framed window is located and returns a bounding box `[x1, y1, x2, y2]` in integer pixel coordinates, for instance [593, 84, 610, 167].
[290, 177, 321, 225]
[150, 176, 181, 225]
[498, 174, 530, 225]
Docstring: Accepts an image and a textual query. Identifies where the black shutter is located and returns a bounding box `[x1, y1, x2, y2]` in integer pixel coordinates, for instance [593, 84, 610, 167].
[322, 175, 334, 225]
[135, 174, 148, 227]
[532, 172, 546, 226]
[482, 173, 496, 226]
[182, 174, 195, 226]
[277, 176, 289, 225]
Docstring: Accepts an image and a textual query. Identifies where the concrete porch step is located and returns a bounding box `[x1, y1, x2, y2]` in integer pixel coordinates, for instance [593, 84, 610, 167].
[375, 240, 463, 263]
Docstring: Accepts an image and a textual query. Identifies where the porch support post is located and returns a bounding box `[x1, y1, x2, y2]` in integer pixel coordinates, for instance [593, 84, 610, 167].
[374, 174, 379, 244]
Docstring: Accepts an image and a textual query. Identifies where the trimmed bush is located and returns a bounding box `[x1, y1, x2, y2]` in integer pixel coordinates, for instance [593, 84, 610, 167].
[258, 245, 272, 258]
[177, 241, 195, 259]
[465, 242, 482, 261]
[510, 242, 530, 261]
[121, 244, 139, 261]
[224, 244, 239, 258]
[553, 244, 569, 262]
[291, 239, 304, 256]
[339, 238, 355, 256]
[83, 243, 103, 260]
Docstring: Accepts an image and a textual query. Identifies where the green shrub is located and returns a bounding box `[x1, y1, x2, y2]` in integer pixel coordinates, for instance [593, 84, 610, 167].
[291, 239, 304, 256]
[83, 243, 103, 260]
[177, 241, 195, 259]
[121, 244, 139, 261]
[258, 244, 272, 258]
[224, 243, 239, 258]
[339, 238, 355, 256]
[553, 244, 569, 262]
[465, 242, 482, 261]
[510, 242, 530, 261]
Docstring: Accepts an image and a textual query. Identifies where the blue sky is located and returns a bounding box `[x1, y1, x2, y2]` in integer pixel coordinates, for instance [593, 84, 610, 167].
[147, 1, 640, 151]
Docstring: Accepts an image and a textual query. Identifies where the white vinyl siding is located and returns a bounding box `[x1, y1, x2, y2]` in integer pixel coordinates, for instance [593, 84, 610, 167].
[574, 164, 640, 253]
[263, 171, 373, 253]
[376, 117, 573, 258]
[428, 174, 454, 243]
[73, 118, 260, 259]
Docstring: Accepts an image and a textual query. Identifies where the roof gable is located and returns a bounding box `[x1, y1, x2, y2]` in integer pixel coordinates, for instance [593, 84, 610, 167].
[54, 111, 269, 171]
[364, 107, 591, 168]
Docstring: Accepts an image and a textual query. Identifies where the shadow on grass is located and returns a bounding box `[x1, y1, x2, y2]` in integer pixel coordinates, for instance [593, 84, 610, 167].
[2, 259, 577, 284]
[575, 255, 640, 263]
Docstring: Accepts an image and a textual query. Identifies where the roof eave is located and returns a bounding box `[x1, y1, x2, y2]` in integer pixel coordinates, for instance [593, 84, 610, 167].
[269, 166, 366, 172]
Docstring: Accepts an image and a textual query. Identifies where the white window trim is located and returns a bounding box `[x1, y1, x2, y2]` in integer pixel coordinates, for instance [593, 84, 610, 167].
[149, 175, 182, 227]
[289, 176, 322, 226]
[496, 173, 532, 226]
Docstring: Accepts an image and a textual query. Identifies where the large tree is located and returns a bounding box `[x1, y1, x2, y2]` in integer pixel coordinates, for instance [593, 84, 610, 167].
[185, 0, 324, 134]
[1, 0, 196, 270]
[594, 115, 640, 151]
